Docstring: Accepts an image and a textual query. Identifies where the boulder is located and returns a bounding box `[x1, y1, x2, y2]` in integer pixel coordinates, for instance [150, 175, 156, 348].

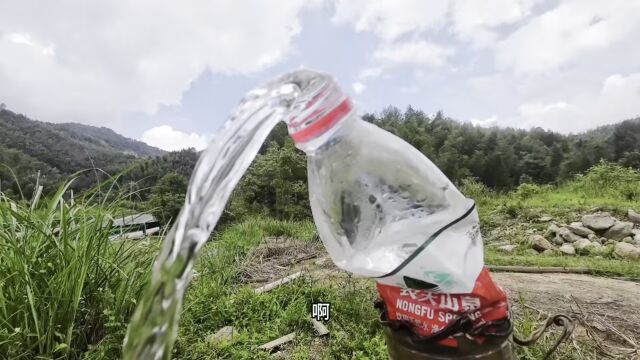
[559, 244, 576, 256]
[614, 242, 640, 260]
[497, 244, 517, 253]
[552, 235, 564, 245]
[602, 221, 634, 240]
[581, 212, 616, 231]
[623, 236, 634, 244]
[605, 239, 616, 246]
[529, 235, 552, 252]
[587, 233, 597, 241]
[546, 224, 561, 238]
[628, 209, 640, 224]
[558, 227, 583, 243]
[538, 215, 553, 222]
[574, 238, 592, 253]
[541, 249, 557, 256]
[567, 222, 595, 237]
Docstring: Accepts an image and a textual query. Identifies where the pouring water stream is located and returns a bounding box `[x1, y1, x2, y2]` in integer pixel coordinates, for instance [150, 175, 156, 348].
[122, 70, 332, 359]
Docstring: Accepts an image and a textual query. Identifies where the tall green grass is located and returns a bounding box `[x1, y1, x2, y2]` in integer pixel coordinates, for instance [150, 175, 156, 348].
[0, 180, 157, 359]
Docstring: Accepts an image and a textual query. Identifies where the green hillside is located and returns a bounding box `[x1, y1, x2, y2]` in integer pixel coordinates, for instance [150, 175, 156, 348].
[0, 108, 165, 196]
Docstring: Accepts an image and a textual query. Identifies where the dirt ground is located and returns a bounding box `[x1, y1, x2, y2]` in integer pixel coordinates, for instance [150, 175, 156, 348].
[247, 237, 640, 358]
[495, 272, 640, 358]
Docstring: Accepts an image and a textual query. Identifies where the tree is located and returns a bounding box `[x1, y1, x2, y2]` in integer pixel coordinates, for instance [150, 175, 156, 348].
[147, 173, 188, 225]
[228, 138, 310, 221]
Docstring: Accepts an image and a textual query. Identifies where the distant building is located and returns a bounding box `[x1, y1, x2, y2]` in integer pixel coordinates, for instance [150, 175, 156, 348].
[110, 213, 161, 240]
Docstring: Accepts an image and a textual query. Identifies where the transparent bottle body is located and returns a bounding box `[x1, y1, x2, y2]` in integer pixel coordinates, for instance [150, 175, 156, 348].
[305, 114, 472, 278]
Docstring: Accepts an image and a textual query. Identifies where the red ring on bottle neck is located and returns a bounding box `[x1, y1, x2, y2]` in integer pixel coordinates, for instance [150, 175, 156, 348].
[289, 98, 353, 144]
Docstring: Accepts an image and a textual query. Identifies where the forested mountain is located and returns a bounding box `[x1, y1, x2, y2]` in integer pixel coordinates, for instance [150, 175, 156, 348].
[0, 108, 165, 196]
[366, 107, 640, 188]
[2, 105, 639, 215]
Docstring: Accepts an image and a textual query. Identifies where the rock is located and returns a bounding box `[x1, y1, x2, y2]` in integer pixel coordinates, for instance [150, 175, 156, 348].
[207, 326, 234, 344]
[558, 227, 583, 243]
[574, 238, 592, 253]
[590, 241, 602, 248]
[623, 236, 634, 244]
[559, 244, 576, 256]
[497, 244, 517, 253]
[567, 222, 595, 237]
[605, 239, 616, 246]
[581, 212, 616, 231]
[614, 242, 640, 260]
[628, 209, 640, 224]
[552, 235, 564, 245]
[546, 224, 561, 238]
[587, 233, 597, 241]
[541, 249, 557, 256]
[538, 215, 553, 222]
[529, 235, 552, 252]
[602, 221, 634, 240]
[525, 249, 540, 256]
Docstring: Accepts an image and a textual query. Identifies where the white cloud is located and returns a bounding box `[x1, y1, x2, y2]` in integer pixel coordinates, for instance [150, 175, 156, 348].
[351, 82, 366, 94]
[0, 0, 311, 124]
[518, 73, 640, 133]
[518, 101, 582, 133]
[332, 0, 449, 40]
[451, 0, 538, 47]
[374, 40, 453, 68]
[141, 125, 211, 151]
[470, 115, 498, 127]
[359, 67, 383, 79]
[2, 32, 55, 56]
[496, 0, 640, 74]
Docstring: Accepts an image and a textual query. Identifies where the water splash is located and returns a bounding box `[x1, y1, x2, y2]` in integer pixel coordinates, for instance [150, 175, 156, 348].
[122, 70, 331, 359]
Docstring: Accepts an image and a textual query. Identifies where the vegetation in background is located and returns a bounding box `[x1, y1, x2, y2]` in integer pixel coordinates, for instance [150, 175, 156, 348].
[0, 108, 164, 196]
[2, 104, 640, 211]
[147, 172, 188, 225]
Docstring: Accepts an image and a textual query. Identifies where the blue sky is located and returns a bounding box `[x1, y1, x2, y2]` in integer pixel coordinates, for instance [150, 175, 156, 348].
[2, 0, 640, 150]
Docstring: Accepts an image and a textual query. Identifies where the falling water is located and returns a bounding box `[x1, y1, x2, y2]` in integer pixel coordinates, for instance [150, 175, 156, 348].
[122, 70, 331, 359]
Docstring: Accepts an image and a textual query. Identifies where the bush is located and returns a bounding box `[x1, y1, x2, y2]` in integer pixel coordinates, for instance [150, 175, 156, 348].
[571, 161, 640, 200]
[514, 183, 548, 200]
[459, 177, 491, 201]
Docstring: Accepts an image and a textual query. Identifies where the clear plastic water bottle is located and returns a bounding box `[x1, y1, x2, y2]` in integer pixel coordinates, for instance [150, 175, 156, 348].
[285, 72, 483, 293]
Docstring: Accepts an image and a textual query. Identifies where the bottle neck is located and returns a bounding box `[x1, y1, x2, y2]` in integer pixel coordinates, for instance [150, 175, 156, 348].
[282, 71, 353, 152]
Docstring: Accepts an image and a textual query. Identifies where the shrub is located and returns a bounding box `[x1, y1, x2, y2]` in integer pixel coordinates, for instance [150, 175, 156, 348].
[571, 161, 640, 200]
[459, 177, 491, 201]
